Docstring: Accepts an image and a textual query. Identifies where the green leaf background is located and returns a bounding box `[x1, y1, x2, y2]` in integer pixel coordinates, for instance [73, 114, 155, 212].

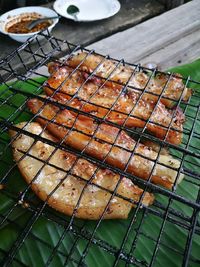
[0, 61, 200, 267]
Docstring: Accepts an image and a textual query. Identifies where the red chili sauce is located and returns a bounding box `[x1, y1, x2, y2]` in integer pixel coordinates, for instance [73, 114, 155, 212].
[7, 19, 51, 34]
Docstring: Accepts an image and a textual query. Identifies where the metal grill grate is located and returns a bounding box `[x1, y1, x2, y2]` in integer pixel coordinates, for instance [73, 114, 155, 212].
[0, 31, 200, 267]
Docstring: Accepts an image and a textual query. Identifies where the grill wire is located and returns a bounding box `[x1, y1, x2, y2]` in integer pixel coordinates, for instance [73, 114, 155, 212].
[0, 31, 200, 267]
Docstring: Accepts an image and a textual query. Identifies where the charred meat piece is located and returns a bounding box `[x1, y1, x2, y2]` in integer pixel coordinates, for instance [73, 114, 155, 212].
[10, 122, 154, 220]
[44, 65, 185, 145]
[65, 52, 192, 107]
[27, 98, 184, 189]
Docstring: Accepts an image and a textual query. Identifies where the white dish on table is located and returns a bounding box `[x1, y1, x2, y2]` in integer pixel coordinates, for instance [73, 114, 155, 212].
[53, 0, 121, 22]
[0, 6, 59, 43]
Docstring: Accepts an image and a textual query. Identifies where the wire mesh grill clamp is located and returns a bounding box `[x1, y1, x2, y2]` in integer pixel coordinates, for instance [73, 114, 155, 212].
[0, 31, 200, 267]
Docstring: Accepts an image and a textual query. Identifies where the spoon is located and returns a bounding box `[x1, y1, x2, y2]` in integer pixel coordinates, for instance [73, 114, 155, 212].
[27, 16, 60, 30]
[67, 5, 80, 21]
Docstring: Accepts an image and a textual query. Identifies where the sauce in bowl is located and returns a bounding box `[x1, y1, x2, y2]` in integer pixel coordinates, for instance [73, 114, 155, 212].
[5, 12, 52, 34]
[7, 19, 51, 34]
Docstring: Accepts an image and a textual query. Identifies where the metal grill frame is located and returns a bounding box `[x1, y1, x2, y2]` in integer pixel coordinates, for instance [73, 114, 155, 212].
[0, 31, 200, 267]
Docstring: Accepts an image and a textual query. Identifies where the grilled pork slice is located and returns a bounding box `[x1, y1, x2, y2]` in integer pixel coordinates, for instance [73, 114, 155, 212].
[44, 65, 185, 145]
[9, 122, 154, 220]
[65, 52, 192, 108]
[27, 98, 184, 189]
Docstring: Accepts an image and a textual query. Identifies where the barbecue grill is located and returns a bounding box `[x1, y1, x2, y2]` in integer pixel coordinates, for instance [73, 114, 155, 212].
[0, 31, 199, 267]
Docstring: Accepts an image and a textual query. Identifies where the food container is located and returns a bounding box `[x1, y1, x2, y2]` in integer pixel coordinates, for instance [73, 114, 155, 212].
[0, 6, 59, 43]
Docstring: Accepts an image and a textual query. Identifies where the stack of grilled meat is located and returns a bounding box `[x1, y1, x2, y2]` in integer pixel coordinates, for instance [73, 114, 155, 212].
[10, 52, 191, 219]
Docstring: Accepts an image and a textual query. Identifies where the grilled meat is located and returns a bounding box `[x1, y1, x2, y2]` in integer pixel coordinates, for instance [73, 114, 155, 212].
[44, 65, 185, 145]
[65, 52, 192, 108]
[10, 122, 154, 219]
[27, 97, 184, 189]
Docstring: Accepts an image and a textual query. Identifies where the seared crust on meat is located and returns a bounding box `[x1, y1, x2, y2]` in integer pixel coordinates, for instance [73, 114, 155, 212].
[65, 52, 192, 107]
[44, 65, 184, 145]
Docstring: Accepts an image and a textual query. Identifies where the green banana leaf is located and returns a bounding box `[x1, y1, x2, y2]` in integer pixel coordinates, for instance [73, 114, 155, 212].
[0, 60, 200, 267]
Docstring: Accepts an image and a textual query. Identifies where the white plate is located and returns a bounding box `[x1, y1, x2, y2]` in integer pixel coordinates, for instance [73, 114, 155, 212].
[53, 0, 121, 22]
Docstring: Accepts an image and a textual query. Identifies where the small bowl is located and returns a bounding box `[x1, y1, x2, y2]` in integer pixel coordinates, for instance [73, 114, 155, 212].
[0, 6, 59, 43]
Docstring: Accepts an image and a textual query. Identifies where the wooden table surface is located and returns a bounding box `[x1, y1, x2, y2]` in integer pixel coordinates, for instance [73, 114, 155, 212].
[0, 0, 164, 60]
[1, 1, 199, 74]
[88, 0, 200, 70]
